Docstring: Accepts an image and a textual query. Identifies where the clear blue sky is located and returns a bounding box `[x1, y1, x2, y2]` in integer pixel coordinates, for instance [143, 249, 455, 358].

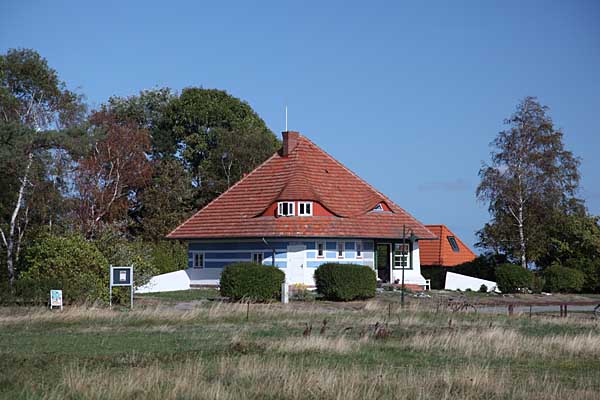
[2, 0, 599, 251]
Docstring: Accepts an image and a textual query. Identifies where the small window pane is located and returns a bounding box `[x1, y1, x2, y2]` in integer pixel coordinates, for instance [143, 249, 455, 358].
[447, 236, 460, 252]
[337, 242, 344, 258]
[317, 242, 324, 257]
[356, 241, 362, 257]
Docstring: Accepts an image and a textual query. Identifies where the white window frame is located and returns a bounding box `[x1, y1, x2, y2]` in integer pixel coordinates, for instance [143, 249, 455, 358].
[393, 243, 410, 269]
[298, 201, 313, 216]
[277, 201, 295, 216]
[356, 241, 363, 258]
[316, 241, 325, 258]
[252, 252, 264, 264]
[337, 241, 345, 259]
[191, 251, 205, 269]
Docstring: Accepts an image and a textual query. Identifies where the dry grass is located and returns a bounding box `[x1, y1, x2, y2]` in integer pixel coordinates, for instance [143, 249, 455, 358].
[53, 355, 599, 400]
[1, 298, 599, 399]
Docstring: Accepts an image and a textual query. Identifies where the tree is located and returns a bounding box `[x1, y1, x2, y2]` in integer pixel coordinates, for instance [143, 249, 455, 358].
[476, 97, 581, 268]
[75, 111, 152, 238]
[0, 48, 85, 286]
[156, 88, 279, 207]
[538, 211, 600, 292]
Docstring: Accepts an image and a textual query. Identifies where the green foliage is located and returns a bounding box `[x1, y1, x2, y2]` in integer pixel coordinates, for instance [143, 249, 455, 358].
[538, 212, 600, 292]
[220, 262, 285, 302]
[542, 264, 585, 293]
[495, 264, 534, 293]
[94, 230, 159, 290]
[314, 263, 377, 301]
[149, 240, 188, 274]
[18, 234, 108, 303]
[421, 254, 503, 289]
[156, 87, 279, 207]
[479, 284, 488, 293]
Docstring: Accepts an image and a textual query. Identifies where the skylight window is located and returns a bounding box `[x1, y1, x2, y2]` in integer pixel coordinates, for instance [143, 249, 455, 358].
[447, 236, 460, 252]
[277, 202, 295, 216]
[298, 202, 313, 216]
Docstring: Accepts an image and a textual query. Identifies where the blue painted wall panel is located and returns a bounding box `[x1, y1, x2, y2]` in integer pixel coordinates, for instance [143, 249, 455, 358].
[345, 242, 355, 250]
[205, 252, 251, 260]
[326, 241, 337, 250]
[326, 251, 337, 258]
[306, 251, 316, 259]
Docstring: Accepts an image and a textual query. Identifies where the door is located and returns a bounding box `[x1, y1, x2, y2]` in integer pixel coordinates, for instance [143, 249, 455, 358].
[286, 245, 306, 284]
[376, 243, 391, 282]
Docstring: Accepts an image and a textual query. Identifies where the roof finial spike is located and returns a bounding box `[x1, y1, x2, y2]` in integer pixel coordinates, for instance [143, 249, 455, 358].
[285, 106, 288, 131]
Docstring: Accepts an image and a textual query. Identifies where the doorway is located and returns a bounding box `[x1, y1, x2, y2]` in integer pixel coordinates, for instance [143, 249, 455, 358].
[376, 243, 391, 282]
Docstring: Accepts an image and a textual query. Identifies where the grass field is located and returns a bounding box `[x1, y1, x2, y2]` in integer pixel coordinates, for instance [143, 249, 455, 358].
[1, 290, 599, 399]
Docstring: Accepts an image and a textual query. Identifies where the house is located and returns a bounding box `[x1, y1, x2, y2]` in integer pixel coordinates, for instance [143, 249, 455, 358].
[167, 131, 437, 288]
[419, 224, 476, 267]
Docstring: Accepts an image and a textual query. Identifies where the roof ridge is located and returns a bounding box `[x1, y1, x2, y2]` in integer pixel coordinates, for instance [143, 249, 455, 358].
[167, 152, 280, 238]
[299, 135, 435, 237]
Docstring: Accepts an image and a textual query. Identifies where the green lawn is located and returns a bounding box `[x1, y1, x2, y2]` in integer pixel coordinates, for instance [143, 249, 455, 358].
[0, 293, 599, 399]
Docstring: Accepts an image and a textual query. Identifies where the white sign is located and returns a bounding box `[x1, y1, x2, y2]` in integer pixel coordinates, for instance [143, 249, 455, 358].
[120, 270, 127, 282]
[50, 289, 63, 310]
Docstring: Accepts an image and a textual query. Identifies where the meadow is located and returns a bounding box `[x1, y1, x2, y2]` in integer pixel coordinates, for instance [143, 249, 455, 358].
[0, 290, 599, 399]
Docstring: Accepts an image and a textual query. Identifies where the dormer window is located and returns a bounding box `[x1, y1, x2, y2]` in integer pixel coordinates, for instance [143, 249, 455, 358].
[298, 202, 313, 216]
[371, 203, 384, 212]
[277, 201, 295, 216]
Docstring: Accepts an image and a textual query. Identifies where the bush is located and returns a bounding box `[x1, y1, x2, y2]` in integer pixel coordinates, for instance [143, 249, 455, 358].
[19, 234, 108, 303]
[495, 263, 534, 293]
[543, 264, 585, 293]
[314, 263, 376, 301]
[479, 284, 488, 293]
[150, 240, 188, 274]
[220, 262, 285, 302]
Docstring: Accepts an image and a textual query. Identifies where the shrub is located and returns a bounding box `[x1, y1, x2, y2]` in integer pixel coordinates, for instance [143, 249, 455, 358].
[19, 234, 108, 303]
[495, 263, 534, 293]
[479, 284, 488, 293]
[314, 263, 376, 301]
[220, 262, 285, 302]
[150, 240, 188, 274]
[543, 264, 585, 293]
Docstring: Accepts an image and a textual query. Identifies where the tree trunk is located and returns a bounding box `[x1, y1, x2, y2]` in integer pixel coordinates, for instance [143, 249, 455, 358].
[518, 198, 527, 269]
[3, 152, 33, 287]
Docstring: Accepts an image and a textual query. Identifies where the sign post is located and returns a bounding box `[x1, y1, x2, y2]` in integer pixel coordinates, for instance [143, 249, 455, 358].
[49, 289, 63, 310]
[109, 265, 134, 308]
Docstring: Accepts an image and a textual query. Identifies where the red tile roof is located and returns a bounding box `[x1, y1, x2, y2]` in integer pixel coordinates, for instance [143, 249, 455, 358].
[167, 132, 436, 240]
[419, 225, 477, 266]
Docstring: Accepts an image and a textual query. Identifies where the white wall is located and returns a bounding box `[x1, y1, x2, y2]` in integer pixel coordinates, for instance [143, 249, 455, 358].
[390, 241, 427, 285]
[445, 272, 499, 292]
[135, 270, 191, 293]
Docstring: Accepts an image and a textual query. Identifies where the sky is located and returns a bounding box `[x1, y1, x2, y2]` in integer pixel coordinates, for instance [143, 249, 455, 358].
[2, 0, 599, 251]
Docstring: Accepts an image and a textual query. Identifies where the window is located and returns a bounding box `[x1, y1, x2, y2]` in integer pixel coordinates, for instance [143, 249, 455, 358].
[277, 201, 295, 216]
[192, 252, 204, 269]
[356, 241, 363, 258]
[337, 242, 345, 258]
[447, 236, 460, 252]
[252, 252, 264, 264]
[393, 243, 410, 269]
[371, 203, 384, 212]
[317, 241, 324, 258]
[298, 202, 313, 216]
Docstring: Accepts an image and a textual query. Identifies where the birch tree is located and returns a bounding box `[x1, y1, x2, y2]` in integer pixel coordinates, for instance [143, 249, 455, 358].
[0, 49, 85, 286]
[476, 97, 580, 268]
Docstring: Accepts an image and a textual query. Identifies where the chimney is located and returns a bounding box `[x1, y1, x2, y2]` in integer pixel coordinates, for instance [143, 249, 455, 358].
[282, 131, 300, 157]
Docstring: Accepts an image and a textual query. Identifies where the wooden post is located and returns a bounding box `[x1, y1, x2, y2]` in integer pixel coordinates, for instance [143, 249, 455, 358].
[246, 301, 250, 321]
[388, 303, 391, 320]
[508, 304, 514, 316]
[529, 305, 532, 318]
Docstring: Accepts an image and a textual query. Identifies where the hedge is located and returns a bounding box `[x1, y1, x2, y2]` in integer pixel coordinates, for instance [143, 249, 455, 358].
[543, 264, 585, 293]
[495, 263, 534, 293]
[220, 262, 285, 302]
[314, 263, 376, 301]
[19, 234, 108, 304]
